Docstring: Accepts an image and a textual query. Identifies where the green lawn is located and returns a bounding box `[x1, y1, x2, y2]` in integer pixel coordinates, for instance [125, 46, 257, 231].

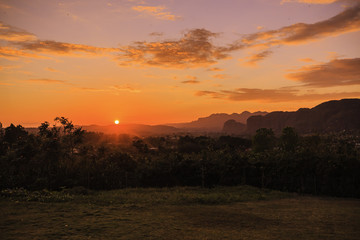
[1, 186, 359, 240]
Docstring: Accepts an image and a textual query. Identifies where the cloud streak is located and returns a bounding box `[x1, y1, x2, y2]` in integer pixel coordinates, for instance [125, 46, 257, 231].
[208, 67, 224, 71]
[1, 22, 119, 58]
[182, 80, 200, 84]
[241, 50, 273, 66]
[0, 46, 47, 59]
[0, 22, 36, 42]
[212, 74, 230, 79]
[242, 4, 360, 47]
[286, 58, 360, 87]
[45, 67, 60, 72]
[281, 0, 339, 4]
[111, 84, 141, 93]
[237, 4, 360, 64]
[17, 40, 118, 56]
[132, 5, 180, 21]
[196, 88, 360, 102]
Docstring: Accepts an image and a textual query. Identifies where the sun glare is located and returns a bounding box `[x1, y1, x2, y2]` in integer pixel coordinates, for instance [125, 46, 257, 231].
[114, 120, 120, 125]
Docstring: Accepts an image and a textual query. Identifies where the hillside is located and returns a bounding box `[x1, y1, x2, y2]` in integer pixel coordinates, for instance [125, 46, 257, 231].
[169, 111, 267, 132]
[246, 99, 360, 134]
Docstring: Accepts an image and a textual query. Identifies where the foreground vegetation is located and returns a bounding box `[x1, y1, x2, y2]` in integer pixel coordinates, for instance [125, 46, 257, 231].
[1, 117, 360, 197]
[1, 186, 359, 240]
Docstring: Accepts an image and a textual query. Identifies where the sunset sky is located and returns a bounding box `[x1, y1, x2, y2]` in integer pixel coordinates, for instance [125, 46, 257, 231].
[1, 0, 360, 127]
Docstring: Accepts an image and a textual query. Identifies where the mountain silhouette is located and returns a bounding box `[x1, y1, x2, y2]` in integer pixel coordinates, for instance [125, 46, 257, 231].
[245, 99, 360, 134]
[222, 119, 246, 134]
[168, 111, 267, 132]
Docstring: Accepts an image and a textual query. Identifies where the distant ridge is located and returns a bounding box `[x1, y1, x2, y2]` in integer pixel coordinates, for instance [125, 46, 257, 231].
[246, 99, 360, 134]
[168, 111, 267, 131]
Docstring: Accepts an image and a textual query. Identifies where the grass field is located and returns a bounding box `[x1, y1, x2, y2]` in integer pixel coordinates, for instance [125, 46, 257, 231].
[1, 186, 359, 240]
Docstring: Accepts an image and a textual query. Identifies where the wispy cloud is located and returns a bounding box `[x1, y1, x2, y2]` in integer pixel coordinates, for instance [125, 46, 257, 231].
[111, 84, 141, 93]
[281, 0, 339, 4]
[132, 5, 180, 21]
[0, 82, 14, 86]
[208, 67, 224, 72]
[212, 74, 230, 79]
[0, 22, 119, 58]
[182, 80, 201, 84]
[241, 50, 273, 66]
[196, 88, 360, 102]
[74, 87, 106, 92]
[0, 46, 47, 59]
[74, 84, 141, 93]
[0, 65, 21, 71]
[17, 40, 118, 56]
[149, 32, 164, 37]
[299, 58, 315, 62]
[286, 58, 360, 87]
[0, 22, 36, 42]
[45, 67, 60, 72]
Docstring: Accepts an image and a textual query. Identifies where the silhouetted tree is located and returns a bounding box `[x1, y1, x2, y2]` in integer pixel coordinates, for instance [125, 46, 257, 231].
[253, 128, 275, 153]
[281, 127, 299, 152]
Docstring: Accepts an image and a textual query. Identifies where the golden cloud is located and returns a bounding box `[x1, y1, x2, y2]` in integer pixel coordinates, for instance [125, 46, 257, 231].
[0, 22, 37, 42]
[212, 74, 230, 79]
[242, 4, 360, 47]
[118, 29, 231, 68]
[281, 0, 339, 4]
[196, 88, 360, 102]
[0, 46, 46, 59]
[18, 40, 118, 56]
[299, 58, 315, 62]
[235, 4, 360, 64]
[241, 50, 273, 66]
[0, 22, 120, 59]
[132, 5, 180, 21]
[0, 65, 20, 72]
[286, 58, 360, 87]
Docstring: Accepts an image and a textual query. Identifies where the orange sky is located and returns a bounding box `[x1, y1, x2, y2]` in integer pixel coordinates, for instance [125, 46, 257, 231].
[1, 0, 360, 127]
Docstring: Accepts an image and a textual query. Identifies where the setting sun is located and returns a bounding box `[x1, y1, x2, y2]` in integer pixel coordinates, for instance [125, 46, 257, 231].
[114, 120, 120, 125]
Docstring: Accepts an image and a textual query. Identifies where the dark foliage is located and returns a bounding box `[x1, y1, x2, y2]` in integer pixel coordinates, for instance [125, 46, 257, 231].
[0, 118, 359, 198]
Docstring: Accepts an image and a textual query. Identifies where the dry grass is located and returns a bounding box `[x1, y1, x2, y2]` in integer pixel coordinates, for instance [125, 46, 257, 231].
[1, 186, 359, 240]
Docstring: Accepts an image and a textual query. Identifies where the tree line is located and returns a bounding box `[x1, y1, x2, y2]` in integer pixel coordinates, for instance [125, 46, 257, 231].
[0, 117, 359, 197]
